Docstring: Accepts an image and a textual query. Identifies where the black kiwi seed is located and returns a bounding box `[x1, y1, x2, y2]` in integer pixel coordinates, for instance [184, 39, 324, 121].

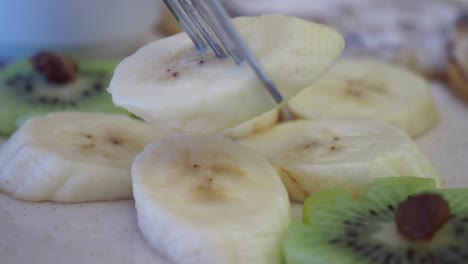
[52, 98, 61, 105]
[353, 221, 364, 227]
[14, 74, 25, 83]
[346, 241, 357, 247]
[383, 252, 394, 264]
[407, 248, 415, 261]
[455, 226, 465, 236]
[361, 249, 373, 258]
[93, 82, 103, 92]
[426, 253, 436, 263]
[372, 244, 383, 251]
[82, 90, 91, 97]
[353, 244, 365, 252]
[328, 238, 340, 244]
[449, 245, 461, 254]
[24, 82, 33, 93]
[346, 231, 358, 238]
[17, 73, 25, 79]
[6, 74, 26, 87]
[387, 204, 395, 212]
[6, 77, 16, 87]
[369, 210, 378, 216]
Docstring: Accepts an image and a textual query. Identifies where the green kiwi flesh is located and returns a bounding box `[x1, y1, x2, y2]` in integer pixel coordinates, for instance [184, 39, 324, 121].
[0, 57, 130, 136]
[283, 177, 468, 264]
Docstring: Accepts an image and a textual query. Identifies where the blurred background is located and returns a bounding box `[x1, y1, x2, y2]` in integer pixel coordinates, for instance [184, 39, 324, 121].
[0, 0, 467, 99]
[0, 0, 465, 75]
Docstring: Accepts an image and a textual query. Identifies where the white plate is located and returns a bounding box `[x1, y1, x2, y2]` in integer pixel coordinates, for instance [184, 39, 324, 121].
[1, 82, 467, 264]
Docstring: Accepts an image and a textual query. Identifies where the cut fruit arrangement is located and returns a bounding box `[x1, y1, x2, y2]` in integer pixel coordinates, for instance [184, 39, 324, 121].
[0, 13, 457, 264]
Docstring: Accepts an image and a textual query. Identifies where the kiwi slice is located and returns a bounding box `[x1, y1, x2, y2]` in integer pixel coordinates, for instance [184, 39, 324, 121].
[283, 177, 468, 264]
[0, 52, 129, 136]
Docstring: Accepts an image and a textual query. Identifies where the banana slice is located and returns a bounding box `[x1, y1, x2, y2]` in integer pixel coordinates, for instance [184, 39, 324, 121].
[286, 59, 439, 137]
[0, 112, 168, 203]
[220, 107, 280, 139]
[239, 120, 443, 203]
[132, 134, 290, 264]
[109, 14, 344, 134]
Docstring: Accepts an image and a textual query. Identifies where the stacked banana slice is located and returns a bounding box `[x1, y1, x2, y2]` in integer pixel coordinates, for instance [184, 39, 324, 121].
[220, 107, 280, 139]
[0, 13, 442, 264]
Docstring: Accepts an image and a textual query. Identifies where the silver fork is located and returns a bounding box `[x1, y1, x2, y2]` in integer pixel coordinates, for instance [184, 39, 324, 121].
[162, 0, 283, 104]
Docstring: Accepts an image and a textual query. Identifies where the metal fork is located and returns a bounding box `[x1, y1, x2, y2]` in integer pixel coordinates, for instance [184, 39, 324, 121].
[162, 0, 283, 104]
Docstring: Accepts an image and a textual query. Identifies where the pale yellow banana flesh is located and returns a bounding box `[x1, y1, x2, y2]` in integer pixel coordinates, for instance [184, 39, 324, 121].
[132, 134, 290, 264]
[286, 59, 439, 137]
[108, 14, 344, 134]
[0, 112, 168, 203]
[239, 120, 443, 202]
[220, 107, 280, 139]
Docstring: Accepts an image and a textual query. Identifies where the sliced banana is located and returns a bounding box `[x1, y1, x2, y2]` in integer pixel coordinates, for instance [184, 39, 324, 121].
[286, 59, 439, 137]
[220, 107, 280, 139]
[132, 134, 290, 264]
[239, 120, 443, 203]
[0, 112, 169, 203]
[109, 14, 344, 134]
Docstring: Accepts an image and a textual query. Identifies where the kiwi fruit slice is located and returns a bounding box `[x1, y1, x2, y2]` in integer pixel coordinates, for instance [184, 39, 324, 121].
[283, 177, 468, 264]
[0, 51, 129, 136]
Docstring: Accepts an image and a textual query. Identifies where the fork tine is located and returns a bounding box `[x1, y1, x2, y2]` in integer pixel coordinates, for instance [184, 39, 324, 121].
[197, 0, 283, 103]
[162, 0, 207, 51]
[178, 0, 227, 58]
[192, 0, 244, 64]
[163, 0, 284, 104]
